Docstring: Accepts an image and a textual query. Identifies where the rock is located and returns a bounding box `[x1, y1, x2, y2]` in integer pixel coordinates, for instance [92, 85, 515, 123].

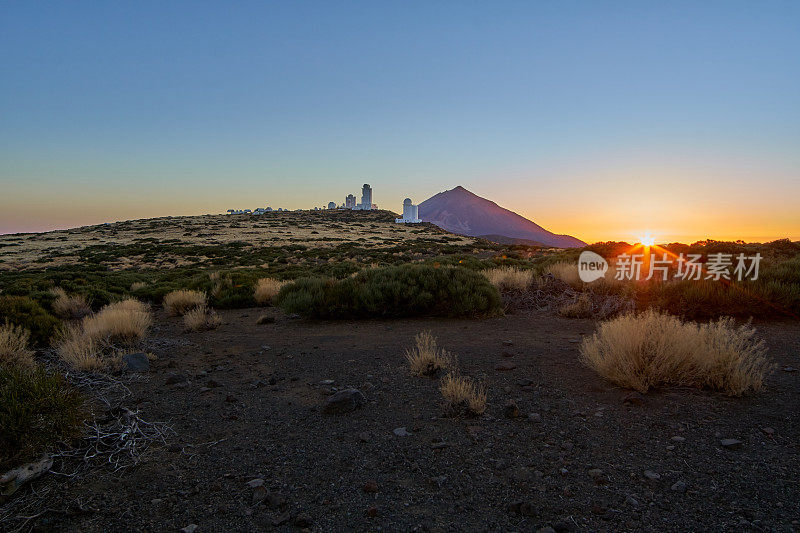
[537, 528, 556, 533]
[358, 431, 370, 443]
[552, 521, 575, 532]
[256, 315, 275, 325]
[587, 468, 604, 479]
[502, 340, 513, 346]
[495, 361, 517, 371]
[504, 401, 521, 418]
[180, 525, 198, 533]
[362, 480, 378, 493]
[671, 480, 687, 493]
[165, 373, 188, 385]
[643, 470, 661, 480]
[322, 389, 366, 414]
[721, 438, 743, 449]
[121, 352, 150, 373]
[622, 391, 645, 406]
[292, 514, 313, 528]
[527, 412, 542, 422]
[781, 365, 797, 372]
[207, 379, 222, 388]
[625, 495, 639, 507]
[0, 455, 54, 496]
[364, 505, 379, 518]
[252, 485, 267, 504]
[393, 427, 411, 437]
[670, 436, 685, 442]
[762, 427, 775, 435]
[246, 478, 264, 488]
[225, 395, 238, 403]
[502, 350, 515, 358]
[508, 501, 537, 517]
[320, 379, 335, 385]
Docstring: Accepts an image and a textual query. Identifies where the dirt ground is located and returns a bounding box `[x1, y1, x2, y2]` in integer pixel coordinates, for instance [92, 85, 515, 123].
[15, 307, 798, 532]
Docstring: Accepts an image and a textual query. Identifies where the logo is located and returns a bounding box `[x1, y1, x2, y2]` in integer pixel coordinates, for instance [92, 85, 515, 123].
[578, 251, 608, 283]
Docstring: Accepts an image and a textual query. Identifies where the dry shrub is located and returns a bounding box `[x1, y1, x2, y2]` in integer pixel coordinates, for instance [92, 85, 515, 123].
[130, 281, 148, 292]
[0, 323, 35, 368]
[183, 306, 222, 332]
[580, 310, 773, 396]
[82, 300, 152, 344]
[164, 290, 207, 316]
[209, 272, 233, 298]
[545, 262, 582, 288]
[405, 331, 453, 376]
[558, 293, 594, 318]
[254, 278, 285, 305]
[483, 267, 534, 291]
[50, 288, 91, 319]
[56, 299, 152, 371]
[440, 373, 486, 416]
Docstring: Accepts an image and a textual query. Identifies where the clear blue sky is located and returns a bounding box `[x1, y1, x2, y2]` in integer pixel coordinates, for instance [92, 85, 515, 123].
[1, 1, 799, 241]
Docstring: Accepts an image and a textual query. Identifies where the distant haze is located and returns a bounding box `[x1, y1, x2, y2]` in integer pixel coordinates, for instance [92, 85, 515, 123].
[1, 3, 799, 242]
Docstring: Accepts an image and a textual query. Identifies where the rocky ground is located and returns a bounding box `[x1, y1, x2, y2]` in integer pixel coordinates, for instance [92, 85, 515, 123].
[6, 309, 800, 532]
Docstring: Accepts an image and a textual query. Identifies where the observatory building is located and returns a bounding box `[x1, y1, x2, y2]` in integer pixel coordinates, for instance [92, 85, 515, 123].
[345, 194, 356, 209]
[395, 198, 421, 223]
[360, 184, 373, 210]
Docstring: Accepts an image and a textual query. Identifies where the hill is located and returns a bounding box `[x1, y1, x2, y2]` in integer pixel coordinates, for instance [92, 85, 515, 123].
[418, 186, 586, 248]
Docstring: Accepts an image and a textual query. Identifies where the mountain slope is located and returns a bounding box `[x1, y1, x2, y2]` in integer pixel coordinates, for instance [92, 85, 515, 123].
[418, 186, 586, 248]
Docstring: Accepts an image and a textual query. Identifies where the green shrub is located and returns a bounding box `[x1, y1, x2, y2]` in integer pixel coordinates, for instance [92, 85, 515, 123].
[277, 264, 502, 319]
[0, 296, 62, 346]
[0, 365, 83, 470]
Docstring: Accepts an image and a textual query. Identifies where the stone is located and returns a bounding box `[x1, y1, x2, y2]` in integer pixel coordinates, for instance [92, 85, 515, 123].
[393, 427, 411, 437]
[495, 361, 517, 371]
[670, 436, 685, 442]
[252, 485, 267, 504]
[362, 480, 378, 493]
[322, 389, 366, 414]
[364, 506, 379, 518]
[504, 401, 521, 418]
[625, 495, 639, 507]
[643, 470, 661, 480]
[671, 480, 687, 493]
[721, 438, 743, 449]
[292, 514, 313, 528]
[207, 379, 222, 388]
[122, 352, 150, 373]
[502, 340, 513, 346]
[552, 521, 576, 532]
[180, 525, 198, 533]
[622, 391, 645, 406]
[537, 528, 556, 533]
[256, 315, 275, 325]
[502, 350, 515, 358]
[165, 373, 188, 385]
[587, 468, 604, 479]
[246, 478, 264, 488]
[762, 427, 775, 435]
[528, 412, 542, 422]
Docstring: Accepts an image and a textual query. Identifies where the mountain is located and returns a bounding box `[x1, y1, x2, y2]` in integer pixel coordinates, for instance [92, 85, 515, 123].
[418, 186, 586, 248]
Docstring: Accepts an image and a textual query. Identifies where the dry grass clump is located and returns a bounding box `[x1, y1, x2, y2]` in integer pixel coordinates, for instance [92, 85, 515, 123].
[580, 310, 773, 396]
[209, 272, 233, 298]
[183, 306, 222, 332]
[164, 290, 207, 316]
[558, 293, 593, 318]
[440, 373, 487, 416]
[56, 299, 152, 371]
[545, 262, 582, 288]
[483, 267, 534, 291]
[0, 323, 35, 368]
[405, 331, 454, 376]
[50, 287, 92, 319]
[130, 281, 148, 292]
[254, 278, 286, 305]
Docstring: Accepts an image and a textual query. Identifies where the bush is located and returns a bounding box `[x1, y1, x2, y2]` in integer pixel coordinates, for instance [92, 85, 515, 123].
[50, 288, 92, 319]
[254, 278, 286, 305]
[405, 331, 454, 376]
[0, 365, 83, 470]
[483, 267, 534, 291]
[558, 293, 593, 318]
[183, 306, 222, 332]
[440, 373, 486, 416]
[0, 296, 61, 346]
[580, 310, 773, 395]
[56, 298, 152, 371]
[163, 290, 207, 316]
[0, 324, 35, 369]
[277, 265, 502, 319]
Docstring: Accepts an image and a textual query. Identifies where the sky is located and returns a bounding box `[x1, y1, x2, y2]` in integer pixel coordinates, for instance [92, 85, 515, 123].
[1, 1, 799, 243]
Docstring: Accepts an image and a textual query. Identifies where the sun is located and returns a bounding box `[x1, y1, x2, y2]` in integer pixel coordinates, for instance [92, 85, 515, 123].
[640, 233, 656, 247]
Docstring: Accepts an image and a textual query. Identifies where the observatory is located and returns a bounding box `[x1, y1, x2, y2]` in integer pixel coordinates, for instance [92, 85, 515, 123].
[360, 184, 373, 210]
[395, 198, 421, 223]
